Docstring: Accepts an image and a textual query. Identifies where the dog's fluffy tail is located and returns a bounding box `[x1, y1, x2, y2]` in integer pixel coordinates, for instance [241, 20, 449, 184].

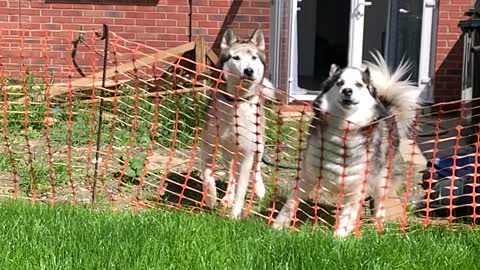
[364, 51, 420, 137]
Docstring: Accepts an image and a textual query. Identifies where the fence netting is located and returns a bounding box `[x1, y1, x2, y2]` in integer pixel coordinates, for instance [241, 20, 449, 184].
[1, 28, 479, 236]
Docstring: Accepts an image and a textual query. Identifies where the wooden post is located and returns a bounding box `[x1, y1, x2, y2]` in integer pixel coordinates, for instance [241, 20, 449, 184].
[195, 37, 207, 94]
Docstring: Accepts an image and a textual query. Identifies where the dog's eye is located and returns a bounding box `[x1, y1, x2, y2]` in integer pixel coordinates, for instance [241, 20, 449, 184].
[232, 55, 240, 60]
[336, 81, 344, 87]
[355, 83, 363, 88]
[252, 56, 257, 60]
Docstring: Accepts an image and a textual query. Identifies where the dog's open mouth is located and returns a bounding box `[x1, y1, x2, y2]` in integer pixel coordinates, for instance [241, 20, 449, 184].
[340, 99, 358, 106]
[240, 75, 254, 81]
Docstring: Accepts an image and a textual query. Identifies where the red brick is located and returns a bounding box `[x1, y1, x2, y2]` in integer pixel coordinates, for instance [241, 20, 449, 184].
[83, 10, 104, 17]
[114, 18, 135, 25]
[136, 33, 157, 39]
[62, 10, 83, 16]
[94, 18, 115, 24]
[156, 20, 176, 27]
[438, 4, 461, 12]
[50, 4, 73, 9]
[72, 4, 94, 10]
[145, 40, 167, 48]
[195, 6, 219, 13]
[166, 13, 186, 20]
[125, 12, 146, 19]
[73, 17, 95, 24]
[2, 8, 22, 15]
[21, 9, 41, 16]
[160, 34, 178, 41]
[31, 16, 52, 23]
[41, 9, 62, 16]
[135, 6, 156, 12]
[209, 0, 231, 7]
[41, 23, 61, 30]
[125, 26, 145, 33]
[197, 20, 219, 28]
[166, 27, 187, 35]
[103, 11, 124, 18]
[249, 1, 270, 8]
[166, 0, 186, 4]
[251, 16, 270, 23]
[135, 19, 155, 26]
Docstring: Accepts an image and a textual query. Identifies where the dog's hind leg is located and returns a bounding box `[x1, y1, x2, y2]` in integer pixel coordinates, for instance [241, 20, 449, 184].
[371, 185, 387, 231]
[272, 177, 314, 230]
[200, 136, 218, 209]
[221, 151, 236, 208]
[253, 149, 266, 199]
[230, 153, 255, 219]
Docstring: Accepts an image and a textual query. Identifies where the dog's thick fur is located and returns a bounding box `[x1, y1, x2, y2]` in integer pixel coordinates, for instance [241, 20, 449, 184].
[272, 52, 420, 237]
[200, 28, 273, 219]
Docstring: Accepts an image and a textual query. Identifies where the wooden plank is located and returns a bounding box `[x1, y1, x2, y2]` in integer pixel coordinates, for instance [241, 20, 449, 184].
[195, 37, 206, 73]
[27, 41, 196, 101]
[62, 86, 210, 106]
[206, 48, 219, 67]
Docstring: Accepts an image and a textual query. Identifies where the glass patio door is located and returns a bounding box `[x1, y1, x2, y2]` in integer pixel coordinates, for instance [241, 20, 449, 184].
[286, 0, 436, 103]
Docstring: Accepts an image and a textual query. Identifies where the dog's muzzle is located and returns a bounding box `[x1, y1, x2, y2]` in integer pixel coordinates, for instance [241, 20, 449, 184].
[242, 67, 254, 80]
[340, 88, 357, 106]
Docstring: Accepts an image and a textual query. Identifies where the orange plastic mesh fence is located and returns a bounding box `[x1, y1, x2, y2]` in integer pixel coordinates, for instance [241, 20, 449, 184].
[1, 29, 479, 237]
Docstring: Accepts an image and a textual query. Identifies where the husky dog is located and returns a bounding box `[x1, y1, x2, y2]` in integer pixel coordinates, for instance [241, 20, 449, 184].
[272, 52, 420, 237]
[200, 28, 273, 219]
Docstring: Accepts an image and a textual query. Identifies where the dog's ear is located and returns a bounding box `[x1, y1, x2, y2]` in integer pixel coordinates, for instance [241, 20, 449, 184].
[221, 28, 237, 50]
[329, 64, 339, 77]
[362, 67, 371, 84]
[249, 29, 265, 51]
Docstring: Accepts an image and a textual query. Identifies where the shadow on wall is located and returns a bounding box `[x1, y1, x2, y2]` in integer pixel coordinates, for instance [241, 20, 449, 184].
[434, 38, 464, 103]
[211, 0, 243, 54]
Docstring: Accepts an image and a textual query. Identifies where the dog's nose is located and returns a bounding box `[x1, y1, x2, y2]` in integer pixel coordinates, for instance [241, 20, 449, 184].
[243, 68, 254, 78]
[342, 88, 353, 97]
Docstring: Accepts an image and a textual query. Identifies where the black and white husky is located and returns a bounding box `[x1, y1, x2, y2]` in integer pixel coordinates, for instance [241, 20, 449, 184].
[273, 52, 420, 237]
[200, 28, 275, 219]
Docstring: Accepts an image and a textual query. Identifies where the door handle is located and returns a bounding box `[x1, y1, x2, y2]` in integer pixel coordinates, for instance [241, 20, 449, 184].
[355, 1, 372, 18]
[359, 1, 372, 6]
[425, 0, 436, 8]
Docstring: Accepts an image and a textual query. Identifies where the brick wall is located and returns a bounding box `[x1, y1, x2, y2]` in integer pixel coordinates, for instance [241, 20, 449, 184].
[0, 0, 271, 78]
[434, 0, 475, 102]
[2, 0, 477, 103]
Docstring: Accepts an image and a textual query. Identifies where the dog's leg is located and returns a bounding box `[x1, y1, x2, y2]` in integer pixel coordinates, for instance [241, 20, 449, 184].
[272, 177, 314, 230]
[221, 153, 236, 208]
[230, 153, 255, 219]
[334, 193, 363, 238]
[200, 134, 218, 209]
[253, 149, 265, 199]
[372, 186, 387, 231]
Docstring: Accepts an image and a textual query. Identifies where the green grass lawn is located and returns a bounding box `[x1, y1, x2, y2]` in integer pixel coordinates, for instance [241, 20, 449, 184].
[0, 201, 478, 270]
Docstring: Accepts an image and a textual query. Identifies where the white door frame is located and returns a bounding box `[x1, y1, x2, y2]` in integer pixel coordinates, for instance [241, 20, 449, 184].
[286, 0, 436, 103]
[417, 0, 437, 104]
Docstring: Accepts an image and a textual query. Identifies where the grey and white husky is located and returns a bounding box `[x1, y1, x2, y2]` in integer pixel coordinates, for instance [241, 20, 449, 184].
[199, 28, 274, 219]
[272, 52, 420, 237]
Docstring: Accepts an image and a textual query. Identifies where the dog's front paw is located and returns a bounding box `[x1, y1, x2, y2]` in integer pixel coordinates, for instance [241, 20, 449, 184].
[334, 227, 351, 239]
[272, 220, 289, 230]
[204, 194, 217, 209]
[230, 205, 243, 220]
[221, 193, 234, 208]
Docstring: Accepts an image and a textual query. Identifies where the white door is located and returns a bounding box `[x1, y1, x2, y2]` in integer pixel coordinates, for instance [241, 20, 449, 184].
[287, 0, 436, 103]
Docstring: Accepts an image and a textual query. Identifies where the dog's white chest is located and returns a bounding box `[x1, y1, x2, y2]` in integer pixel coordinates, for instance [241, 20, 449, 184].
[302, 129, 368, 192]
[212, 97, 264, 152]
